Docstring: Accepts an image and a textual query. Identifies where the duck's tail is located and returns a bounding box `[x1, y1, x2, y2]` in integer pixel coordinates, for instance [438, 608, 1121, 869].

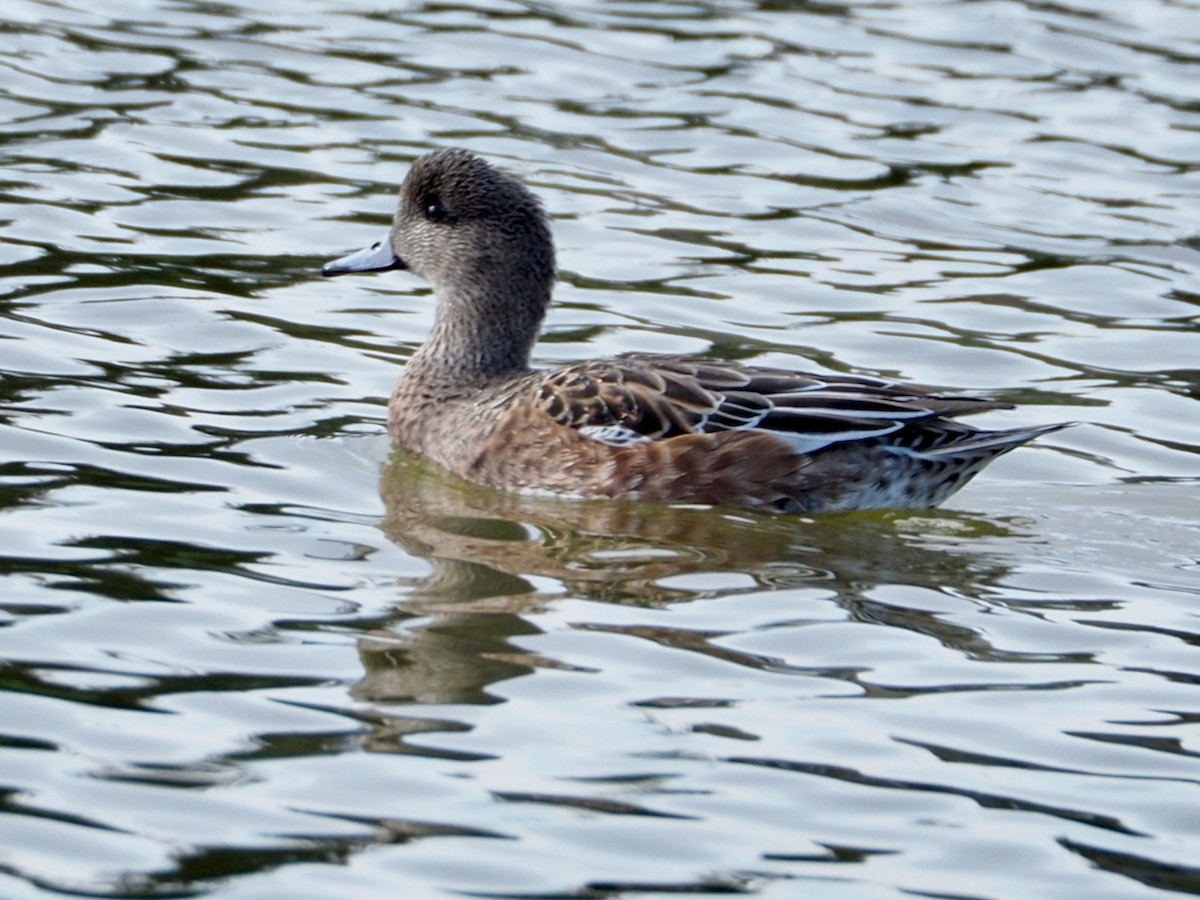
[922, 420, 1074, 460]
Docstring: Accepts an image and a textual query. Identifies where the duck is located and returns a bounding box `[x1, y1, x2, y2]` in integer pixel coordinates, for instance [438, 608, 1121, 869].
[323, 147, 1069, 513]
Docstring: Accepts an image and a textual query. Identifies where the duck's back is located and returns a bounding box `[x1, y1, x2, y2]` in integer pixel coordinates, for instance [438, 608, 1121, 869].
[388, 355, 1068, 512]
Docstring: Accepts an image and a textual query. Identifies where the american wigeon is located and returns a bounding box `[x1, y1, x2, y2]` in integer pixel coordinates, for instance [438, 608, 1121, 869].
[323, 148, 1069, 512]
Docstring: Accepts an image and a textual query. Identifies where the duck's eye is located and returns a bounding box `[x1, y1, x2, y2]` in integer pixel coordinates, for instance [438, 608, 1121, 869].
[424, 198, 448, 222]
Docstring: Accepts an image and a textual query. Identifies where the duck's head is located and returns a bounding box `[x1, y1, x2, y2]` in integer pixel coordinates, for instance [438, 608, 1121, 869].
[322, 148, 556, 299]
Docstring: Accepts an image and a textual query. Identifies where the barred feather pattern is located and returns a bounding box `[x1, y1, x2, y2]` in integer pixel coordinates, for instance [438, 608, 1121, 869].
[389, 355, 1069, 513]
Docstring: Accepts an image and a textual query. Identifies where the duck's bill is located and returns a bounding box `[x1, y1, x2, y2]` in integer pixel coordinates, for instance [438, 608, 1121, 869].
[322, 234, 407, 276]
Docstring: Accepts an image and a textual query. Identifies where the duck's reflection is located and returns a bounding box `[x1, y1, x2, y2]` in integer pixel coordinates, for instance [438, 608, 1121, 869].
[352, 450, 1030, 713]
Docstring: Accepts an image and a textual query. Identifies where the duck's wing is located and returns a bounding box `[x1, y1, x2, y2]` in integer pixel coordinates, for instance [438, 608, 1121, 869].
[534, 357, 1011, 454]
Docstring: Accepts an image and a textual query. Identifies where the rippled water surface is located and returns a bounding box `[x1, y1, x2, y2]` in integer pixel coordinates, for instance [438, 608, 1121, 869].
[2, 1, 1199, 897]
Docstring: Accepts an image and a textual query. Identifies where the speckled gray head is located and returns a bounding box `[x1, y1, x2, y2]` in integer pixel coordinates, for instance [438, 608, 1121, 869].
[321, 148, 555, 296]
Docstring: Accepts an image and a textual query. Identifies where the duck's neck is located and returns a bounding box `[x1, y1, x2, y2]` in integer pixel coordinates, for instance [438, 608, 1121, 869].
[399, 266, 552, 397]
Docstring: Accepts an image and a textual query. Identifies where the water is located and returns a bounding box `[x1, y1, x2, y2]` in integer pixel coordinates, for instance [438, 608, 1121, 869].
[1, 0, 1199, 897]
